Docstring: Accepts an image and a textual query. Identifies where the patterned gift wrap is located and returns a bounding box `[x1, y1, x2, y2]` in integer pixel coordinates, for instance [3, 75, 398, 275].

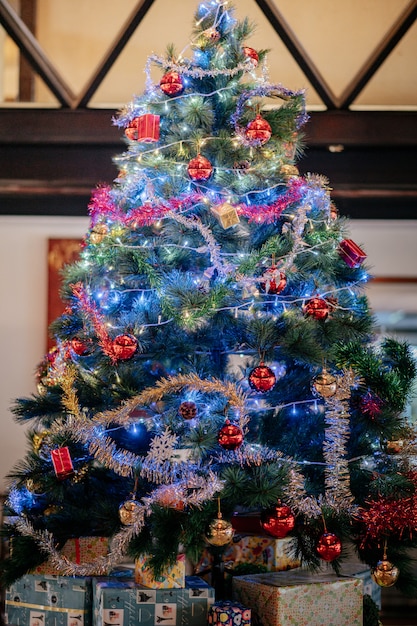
[232, 569, 363, 626]
[135, 553, 186, 588]
[93, 575, 214, 626]
[339, 560, 382, 609]
[207, 600, 251, 625]
[5, 573, 92, 626]
[33, 536, 110, 576]
[195, 535, 299, 577]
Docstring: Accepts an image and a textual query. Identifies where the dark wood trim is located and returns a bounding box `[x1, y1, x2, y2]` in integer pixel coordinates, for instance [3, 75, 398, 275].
[0, 0, 74, 107]
[75, 0, 156, 108]
[339, 0, 417, 108]
[0, 109, 416, 220]
[18, 0, 37, 102]
[2, 109, 416, 146]
[254, 0, 338, 109]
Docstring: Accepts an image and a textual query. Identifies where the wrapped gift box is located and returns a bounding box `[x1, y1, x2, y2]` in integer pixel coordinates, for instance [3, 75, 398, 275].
[33, 536, 109, 575]
[223, 535, 299, 571]
[338, 238, 367, 268]
[195, 535, 299, 577]
[5, 573, 92, 626]
[208, 599, 251, 625]
[135, 553, 186, 588]
[93, 574, 214, 626]
[232, 569, 363, 626]
[339, 560, 382, 609]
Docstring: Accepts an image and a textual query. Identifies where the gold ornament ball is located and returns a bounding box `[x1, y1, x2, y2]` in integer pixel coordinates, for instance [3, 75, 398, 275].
[371, 559, 400, 587]
[312, 369, 338, 398]
[281, 164, 299, 179]
[205, 516, 234, 547]
[119, 499, 141, 525]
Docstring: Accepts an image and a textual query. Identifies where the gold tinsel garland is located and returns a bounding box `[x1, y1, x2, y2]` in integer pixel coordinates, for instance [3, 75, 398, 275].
[13, 369, 359, 575]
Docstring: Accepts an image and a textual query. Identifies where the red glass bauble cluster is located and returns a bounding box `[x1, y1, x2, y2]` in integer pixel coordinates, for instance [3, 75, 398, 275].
[261, 502, 295, 538]
[316, 532, 342, 562]
[111, 334, 138, 361]
[248, 362, 276, 393]
[243, 46, 259, 66]
[260, 267, 287, 295]
[303, 297, 330, 320]
[218, 420, 244, 450]
[160, 70, 184, 96]
[245, 114, 272, 145]
[187, 154, 213, 181]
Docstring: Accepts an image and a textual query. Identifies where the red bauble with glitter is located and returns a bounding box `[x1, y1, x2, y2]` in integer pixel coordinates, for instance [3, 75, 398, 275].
[160, 70, 184, 96]
[260, 267, 287, 295]
[261, 502, 295, 538]
[111, 334, 138, 361]
[303, 297, 330, 320]
[248, 362, 276, 393]
[245, 114, 272, 145]
[243, 46, 259, 66]
[69, 337, 91, 356]
[218, 420, 244, 450]
[316, 532, 342, 562]
[187, 154, 213, 181]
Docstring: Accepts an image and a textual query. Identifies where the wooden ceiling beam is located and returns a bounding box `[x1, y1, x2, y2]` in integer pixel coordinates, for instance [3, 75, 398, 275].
[339, 0, 417, 108]
[75, 0, 156, 108]
[254, 0, 338, 109]
[0, 0, 75, 107]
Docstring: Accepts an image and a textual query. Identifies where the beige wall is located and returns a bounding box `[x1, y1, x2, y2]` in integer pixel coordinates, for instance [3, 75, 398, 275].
[2, 0, 417, 106]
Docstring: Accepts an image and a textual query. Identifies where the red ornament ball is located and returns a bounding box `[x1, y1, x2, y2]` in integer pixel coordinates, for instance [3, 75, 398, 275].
[218, 420, 244, 450]
[316, 532, 342, 562]
[69, 337, 91, 356]
[245, 114, 272, 145]
[260, 267, 287, 295]
[160, 70, 184, 96]
[243, 46, 259, 66]
[248, 363, 276, 393]
[187, 154, 213, 181]
[303, 297, 330, 320]
[111, 334, 138, 361]
[178, 401, 198, 420]
[261, 502, 295, 538]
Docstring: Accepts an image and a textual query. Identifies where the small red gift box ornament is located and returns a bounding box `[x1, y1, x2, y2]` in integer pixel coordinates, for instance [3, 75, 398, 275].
[51, 447, 74, 480]
[339, 238, 367, 268]
[125, 114, 160, 143]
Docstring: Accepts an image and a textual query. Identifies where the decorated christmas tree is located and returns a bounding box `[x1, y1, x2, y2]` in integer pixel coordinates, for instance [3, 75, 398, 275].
[2, 0, 416, 607]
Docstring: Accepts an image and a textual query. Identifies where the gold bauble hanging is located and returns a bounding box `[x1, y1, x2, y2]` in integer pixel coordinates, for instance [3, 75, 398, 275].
[205, 513, 234, 547]
[371, 559, 400, 587]
[312, 369, 338, 398]
[119, 499, 141, 525]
